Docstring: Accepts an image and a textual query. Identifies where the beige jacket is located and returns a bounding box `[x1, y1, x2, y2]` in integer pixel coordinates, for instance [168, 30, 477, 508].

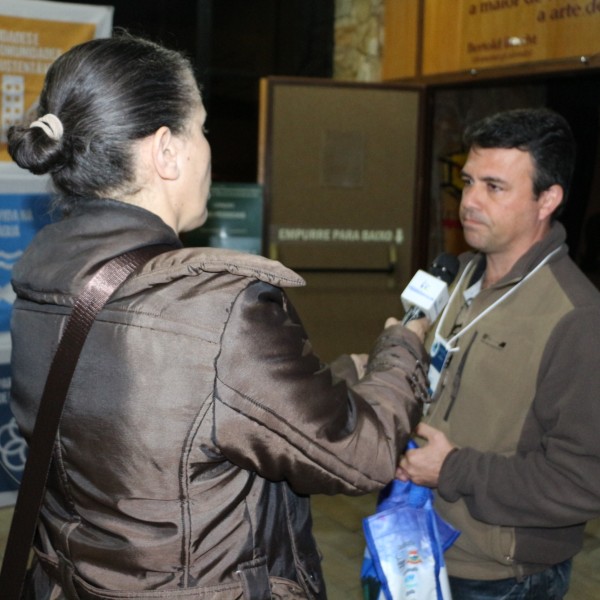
[426, 224, 600, 580]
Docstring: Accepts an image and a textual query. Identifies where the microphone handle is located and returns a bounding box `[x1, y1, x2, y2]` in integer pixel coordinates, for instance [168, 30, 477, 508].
[402, 305, 426, 325]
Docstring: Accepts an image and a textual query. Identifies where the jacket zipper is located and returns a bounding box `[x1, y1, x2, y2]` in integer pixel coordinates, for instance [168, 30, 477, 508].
[443, 331, 478, 421]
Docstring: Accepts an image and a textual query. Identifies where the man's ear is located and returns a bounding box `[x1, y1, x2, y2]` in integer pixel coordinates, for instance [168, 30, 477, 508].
[152, 126, 179, 180]
[538, 184, 563, 221]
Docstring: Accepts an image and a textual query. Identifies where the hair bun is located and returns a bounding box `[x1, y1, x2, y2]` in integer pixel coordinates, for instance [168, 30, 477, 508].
[29, 113, 63, 141]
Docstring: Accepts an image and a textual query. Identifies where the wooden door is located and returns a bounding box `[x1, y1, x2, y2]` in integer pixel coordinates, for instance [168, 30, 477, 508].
[259, 77, 428, 361]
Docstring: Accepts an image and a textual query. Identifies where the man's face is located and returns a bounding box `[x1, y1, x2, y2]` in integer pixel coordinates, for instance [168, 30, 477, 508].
[459, 147, 555, 262]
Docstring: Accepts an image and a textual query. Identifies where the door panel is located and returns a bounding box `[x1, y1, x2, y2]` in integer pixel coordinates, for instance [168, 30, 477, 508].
[259, 78, 426, 360]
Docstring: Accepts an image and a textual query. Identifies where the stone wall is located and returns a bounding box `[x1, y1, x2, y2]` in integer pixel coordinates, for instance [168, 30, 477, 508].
[334, 0, 384, 81]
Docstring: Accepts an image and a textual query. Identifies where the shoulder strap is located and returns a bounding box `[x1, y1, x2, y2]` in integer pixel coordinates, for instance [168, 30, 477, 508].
[0, 244, 171, 600]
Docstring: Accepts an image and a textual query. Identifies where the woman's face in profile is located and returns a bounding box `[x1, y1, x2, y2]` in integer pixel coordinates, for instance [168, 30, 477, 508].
[176, 101, 212, 232]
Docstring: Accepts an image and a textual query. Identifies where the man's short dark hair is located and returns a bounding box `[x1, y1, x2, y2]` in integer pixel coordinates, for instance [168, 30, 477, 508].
[463, 108, 576, 213]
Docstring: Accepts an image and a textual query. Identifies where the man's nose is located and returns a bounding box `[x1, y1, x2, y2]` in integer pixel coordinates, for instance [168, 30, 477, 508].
[461, 184, 478, 209]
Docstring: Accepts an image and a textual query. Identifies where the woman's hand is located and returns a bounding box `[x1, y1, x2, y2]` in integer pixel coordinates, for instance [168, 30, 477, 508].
[386, 316, 429, 343]
[405, 317, 429, 342]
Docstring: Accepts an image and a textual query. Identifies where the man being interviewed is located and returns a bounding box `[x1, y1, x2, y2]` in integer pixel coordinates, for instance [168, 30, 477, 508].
[398, 108, 600, 600]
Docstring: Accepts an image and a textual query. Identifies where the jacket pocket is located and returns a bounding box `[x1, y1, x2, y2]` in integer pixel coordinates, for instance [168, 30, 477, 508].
[270, 577, 308, 599]
[439, 497, 517, 572]
[488, 524, 517, 567]
[481, 333, 507, 350]
[237, 556, 271, 600]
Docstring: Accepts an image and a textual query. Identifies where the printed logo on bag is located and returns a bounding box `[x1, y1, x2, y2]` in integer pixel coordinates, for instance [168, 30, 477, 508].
[406, 549, 423, 565]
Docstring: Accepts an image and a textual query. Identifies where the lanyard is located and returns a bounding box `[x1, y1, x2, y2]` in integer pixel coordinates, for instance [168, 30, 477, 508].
[434, 245, 563, 351]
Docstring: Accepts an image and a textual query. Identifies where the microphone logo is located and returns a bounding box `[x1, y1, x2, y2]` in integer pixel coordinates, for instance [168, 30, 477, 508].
[401, 253, 459, 324]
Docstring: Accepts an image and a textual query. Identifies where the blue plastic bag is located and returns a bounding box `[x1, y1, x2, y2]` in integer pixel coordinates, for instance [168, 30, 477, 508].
[361, 443, 459, 600]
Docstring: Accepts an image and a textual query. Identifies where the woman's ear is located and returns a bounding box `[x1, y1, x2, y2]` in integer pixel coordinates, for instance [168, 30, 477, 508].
[152, 126, 180, 180]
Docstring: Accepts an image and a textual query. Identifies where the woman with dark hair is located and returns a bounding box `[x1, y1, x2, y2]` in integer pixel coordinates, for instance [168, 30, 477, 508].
[7, 33, 428, 599]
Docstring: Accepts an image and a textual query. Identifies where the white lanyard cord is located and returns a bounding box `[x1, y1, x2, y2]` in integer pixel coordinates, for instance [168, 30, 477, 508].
[436, 246, 563, 349]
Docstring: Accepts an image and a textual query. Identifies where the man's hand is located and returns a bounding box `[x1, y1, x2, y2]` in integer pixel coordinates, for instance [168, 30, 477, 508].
[396, 422, 456, 488]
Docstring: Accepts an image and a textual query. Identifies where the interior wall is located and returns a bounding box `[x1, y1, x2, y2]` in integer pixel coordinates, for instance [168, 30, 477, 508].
[334, 0, 384, 81]
[547, 76, 600, 271]
[202, 0, 335, 183]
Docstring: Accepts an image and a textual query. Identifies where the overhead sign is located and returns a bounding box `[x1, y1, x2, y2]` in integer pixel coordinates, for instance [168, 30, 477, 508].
[421, 0, 600, 75]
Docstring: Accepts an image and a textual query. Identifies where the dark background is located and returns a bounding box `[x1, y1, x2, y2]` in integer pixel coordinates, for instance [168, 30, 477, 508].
[52, 0, 335, 182]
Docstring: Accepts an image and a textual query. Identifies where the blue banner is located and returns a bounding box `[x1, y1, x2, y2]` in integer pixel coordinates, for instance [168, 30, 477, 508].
[0, 353, 25, 506]
[0, 192, 52, 505]
[0, 194, 52, 328]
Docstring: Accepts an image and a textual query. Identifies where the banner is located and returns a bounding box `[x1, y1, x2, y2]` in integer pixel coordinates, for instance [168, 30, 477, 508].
[1, 0, 113, 164]
[0, 0, 114, 506]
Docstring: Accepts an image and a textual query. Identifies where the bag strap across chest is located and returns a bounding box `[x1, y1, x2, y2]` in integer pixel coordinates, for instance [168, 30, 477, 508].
[0, 244, 171, 600]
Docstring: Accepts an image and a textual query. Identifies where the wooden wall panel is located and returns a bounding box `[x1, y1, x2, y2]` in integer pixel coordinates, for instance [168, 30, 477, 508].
[382, 0, 421, 79]
[383, 0, 600, 79]
[422, 0, 600, 76]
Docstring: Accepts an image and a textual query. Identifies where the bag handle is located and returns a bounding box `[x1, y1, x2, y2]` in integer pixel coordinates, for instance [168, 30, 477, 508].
[0, 244, 171, 599]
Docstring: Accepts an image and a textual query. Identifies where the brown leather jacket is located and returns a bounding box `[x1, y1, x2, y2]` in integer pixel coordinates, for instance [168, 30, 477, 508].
[11, 198, 428, 599]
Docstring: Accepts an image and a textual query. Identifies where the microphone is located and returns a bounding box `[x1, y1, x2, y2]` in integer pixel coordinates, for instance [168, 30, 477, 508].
[401, 253, 459, 324]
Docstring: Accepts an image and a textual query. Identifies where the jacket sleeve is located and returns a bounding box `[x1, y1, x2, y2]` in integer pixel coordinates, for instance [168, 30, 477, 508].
[438, 306, 600, 527]
[212, 280, 428, 495]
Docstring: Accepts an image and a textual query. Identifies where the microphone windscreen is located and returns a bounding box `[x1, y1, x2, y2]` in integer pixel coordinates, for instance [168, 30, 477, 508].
[430, 253, 459, 285]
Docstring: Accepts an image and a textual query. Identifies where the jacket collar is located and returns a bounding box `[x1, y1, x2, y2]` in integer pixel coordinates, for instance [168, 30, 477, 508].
[466, 221, 568, 289]
[12, 198, 182, 300]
